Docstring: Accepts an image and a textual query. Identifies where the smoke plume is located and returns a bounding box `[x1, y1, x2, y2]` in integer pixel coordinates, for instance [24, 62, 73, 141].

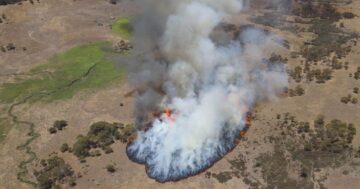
[126, 0, 287, 182]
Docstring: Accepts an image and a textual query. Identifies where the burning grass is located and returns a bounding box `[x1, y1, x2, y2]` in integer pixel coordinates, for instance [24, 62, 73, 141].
[126, 111, 253, 182]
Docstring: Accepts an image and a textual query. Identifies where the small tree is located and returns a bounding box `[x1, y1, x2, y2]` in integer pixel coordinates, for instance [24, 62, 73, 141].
[295, 85, 305, 96]
[341, 97, 349, 104]
[343, 12, 355, 19]
[351, 98, 358, 104]
[60, 143, 70, 153]
[54, 120, 68, 130]
[354, 87, 359, 94]
[106, 165, 116, 173]
[48, 127, 57, 134]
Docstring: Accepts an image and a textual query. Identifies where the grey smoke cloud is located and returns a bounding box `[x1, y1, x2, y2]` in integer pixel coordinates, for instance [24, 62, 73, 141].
[126, 0, 288, 182]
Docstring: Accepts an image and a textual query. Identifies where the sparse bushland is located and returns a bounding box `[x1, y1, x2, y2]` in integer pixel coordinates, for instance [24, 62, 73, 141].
[279, 114, 356, 168]
[209, 114, 357, 187]
[34, 156, 76, 189]
[289, 65, 333, 84]
[301, 18, 357, 62]
[253, 1, 358, 85]
[71, 122, 135, 159]
[296, 2, 358, 62]
[287, 85, 305, 97]
[341, 94, 358, 105]
[255, 115, 356, 187]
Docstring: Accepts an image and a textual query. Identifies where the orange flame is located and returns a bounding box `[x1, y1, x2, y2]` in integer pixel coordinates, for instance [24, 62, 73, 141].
[165, 108, 175, 122]
[246, 113, 252, 127]
[239, 113, 252, 139]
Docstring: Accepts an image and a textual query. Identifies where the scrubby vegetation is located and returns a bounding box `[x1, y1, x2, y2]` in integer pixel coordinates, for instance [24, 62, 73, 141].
[252, 1, 358, 86]
[209, 113, 357, 187]
[303, 116, 356, 154]
[71, 122, 135, 160]
[353, 67, 360, 80]
[268, 53, 288, 65]
[0, 0, 22, 5]
[250, 12, 304, 34]
[288, 62, 333, 84]
[287, 85, 305, 97]
[0, 42, 126, 103]
[293, 2, 358, 62]
[301, 18, 357, 62]
[278, 114, 356, 169]
[341, 94, 358, 105]
[34, 156, 76, 189]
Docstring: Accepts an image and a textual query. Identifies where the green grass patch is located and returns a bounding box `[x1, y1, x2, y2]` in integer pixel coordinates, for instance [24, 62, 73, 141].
[0, 41, 125, 103]
[112, 17, 133, 39]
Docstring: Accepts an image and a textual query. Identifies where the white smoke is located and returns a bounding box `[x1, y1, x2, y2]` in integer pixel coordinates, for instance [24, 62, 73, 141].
[127, 0, 287, 182]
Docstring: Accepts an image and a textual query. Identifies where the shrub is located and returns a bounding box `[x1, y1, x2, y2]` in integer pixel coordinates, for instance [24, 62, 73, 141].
[72, 136, 91, 158]
[60, 143, 69, 153]
[343, 12, 355, 19]
[341, 97, 350, 104]
[37, 174, 53, 189]
[54, 120, 68, 130]
[295, 85, 305, 96]
[103, 146, 114, 154]
[48, 127, 57, 134]
[106, 165, 116, 173]
[351, 98, 358, 104]
[69, 178, 77, 187]
[95, 150, 101, 157]
[354, 87, 359, 94]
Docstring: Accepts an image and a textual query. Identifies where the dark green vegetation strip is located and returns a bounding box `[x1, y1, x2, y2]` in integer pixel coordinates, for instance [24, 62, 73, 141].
[112, 17, 133, 39]
[0, 42, 125, 103]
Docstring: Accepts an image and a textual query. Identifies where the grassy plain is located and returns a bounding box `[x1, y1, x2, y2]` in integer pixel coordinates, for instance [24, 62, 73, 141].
[0, 42, 125, 103]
